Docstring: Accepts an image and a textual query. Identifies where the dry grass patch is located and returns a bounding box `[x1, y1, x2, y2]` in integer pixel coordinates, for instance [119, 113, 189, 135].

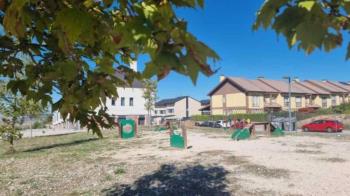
[295, 149, 324, 154]
[237, 163, 291, 179]
[319, 157, 347, 163]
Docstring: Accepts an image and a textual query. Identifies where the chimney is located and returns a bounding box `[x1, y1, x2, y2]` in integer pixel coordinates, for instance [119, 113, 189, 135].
[130, 61, 137, 72]
[220, 75, 225, 82]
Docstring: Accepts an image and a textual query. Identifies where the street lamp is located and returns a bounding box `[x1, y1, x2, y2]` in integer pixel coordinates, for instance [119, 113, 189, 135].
[283, 76, 292, 131]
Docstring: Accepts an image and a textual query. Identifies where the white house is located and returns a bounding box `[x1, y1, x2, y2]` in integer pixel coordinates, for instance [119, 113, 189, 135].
[52, 62, 150, 127]
[153, 96, 201, 123]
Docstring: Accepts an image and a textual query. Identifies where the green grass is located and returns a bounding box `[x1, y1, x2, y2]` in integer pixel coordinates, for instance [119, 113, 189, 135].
[0, 129, 132, 195]
[0, 130, 118, 160]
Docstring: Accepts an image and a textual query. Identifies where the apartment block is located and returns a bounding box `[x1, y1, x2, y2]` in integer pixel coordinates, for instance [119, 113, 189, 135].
[153, 96, 201, 122]
[208, 76, 350, 115]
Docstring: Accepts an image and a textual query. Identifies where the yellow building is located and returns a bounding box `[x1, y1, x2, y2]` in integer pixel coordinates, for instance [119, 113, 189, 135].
[208, 77, 350, 115]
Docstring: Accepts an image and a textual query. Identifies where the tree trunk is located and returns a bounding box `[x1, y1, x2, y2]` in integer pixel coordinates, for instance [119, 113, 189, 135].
[8, 118, 17, 153]
[6, 134, 15, 154]
[148, 110, 152, 129]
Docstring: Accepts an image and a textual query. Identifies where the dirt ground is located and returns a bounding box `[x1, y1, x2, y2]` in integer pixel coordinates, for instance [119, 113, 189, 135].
[1, 127, 350, 196]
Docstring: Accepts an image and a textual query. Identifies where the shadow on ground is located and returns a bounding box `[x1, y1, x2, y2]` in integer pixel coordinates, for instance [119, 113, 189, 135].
[23, 138, 98, 152]
[102, 164, 231, 196]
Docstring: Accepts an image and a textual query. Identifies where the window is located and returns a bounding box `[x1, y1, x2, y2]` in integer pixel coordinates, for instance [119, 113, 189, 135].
[121, 97, 125, 106]
[331, 95, 336, 106]
[252, 96, 260, 107]
[129, 97, 134, 106]
[111, 98, 116, 106]
[264, 95, 269, 104]
[155, 110, 158, 114]
[295, 96, 302, 107]
[322, 97, 327, 108]
[284, 96, 290, 107]
[271, 95, 276, 103]
[160, 110, 166, 114]
[305, 96, 310, 105]
[168, 109, 174, 113]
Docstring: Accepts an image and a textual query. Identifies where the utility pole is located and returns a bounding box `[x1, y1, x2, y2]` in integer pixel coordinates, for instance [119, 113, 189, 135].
[283, 76, 292, 131]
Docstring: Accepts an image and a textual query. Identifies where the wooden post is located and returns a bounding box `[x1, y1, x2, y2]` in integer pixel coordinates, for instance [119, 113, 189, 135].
[267, 123, 271, 136]
[181, 123, 187, 148]
[251, 124, 256, 138]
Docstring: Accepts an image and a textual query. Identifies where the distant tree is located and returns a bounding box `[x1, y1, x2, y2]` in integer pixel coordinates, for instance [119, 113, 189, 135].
[142, 79, 158, 127]
[254, 0, 350, 59]
[0, 81, 44, 153]
[0, 0, 219, 137]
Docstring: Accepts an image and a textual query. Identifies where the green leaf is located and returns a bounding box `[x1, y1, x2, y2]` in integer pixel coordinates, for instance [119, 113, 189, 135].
[55, 8, 93, 43]
[298, 1, 315, 11]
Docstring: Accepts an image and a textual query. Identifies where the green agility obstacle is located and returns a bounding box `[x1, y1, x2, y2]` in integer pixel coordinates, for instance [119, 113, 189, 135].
[120, 119, 136, 139]
[271, 127, 285, 137]
[231, 128, 250, 140]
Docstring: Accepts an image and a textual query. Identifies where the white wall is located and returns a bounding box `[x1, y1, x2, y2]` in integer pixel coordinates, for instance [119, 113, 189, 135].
[105, 87, 148, 116]
[174, 97, 201, 118]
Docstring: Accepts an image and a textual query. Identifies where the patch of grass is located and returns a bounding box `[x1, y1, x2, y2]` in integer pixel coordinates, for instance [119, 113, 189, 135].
[238, 164, 290, 179]
[222, 155, 249, 165]
[198, 150, 231, 157]
[103, 174, 113, 182]
[0, 130, 118, 160]
[319, 157, 347, 163]
[114, 168, 126, 175]
[14, 189, 24, 196]
[295, 149, 324, 154]
[296, 143, 325, 149]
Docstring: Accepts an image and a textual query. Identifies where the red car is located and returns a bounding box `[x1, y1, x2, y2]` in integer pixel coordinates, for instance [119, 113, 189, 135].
[302, 120, 344, 132]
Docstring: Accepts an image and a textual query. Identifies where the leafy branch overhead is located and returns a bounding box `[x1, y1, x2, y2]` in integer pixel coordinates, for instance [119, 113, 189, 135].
[254, 0, 350, 59]
[0, 0, 219, 137]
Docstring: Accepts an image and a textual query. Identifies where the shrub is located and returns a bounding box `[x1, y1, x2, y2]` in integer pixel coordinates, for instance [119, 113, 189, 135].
[32, 121, 44, 129]
[191, 113, 268, 122]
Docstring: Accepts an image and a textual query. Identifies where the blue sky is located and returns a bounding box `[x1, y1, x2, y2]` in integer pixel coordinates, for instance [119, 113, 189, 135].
[137, 0, 350, 101]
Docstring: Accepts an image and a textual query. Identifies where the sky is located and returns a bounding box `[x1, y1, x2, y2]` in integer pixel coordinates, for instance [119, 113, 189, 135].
[136, 0, 350, 101]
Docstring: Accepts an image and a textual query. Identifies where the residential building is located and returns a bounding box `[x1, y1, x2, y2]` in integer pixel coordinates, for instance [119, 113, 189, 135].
[199, 99, 211, 115]
[52, 61, 150, 127]
[208, 76, 350, 115]
[153, 96, 201, 123]
[304, 80, 349, 107]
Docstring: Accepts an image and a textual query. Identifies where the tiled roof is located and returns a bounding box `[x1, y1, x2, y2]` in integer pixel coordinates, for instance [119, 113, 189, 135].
[208, 76, 350, 96]
[258, 79, 312, 94]
[327, 81, 350, 92]
[200, 99, 210, 106]
[228, 77, 279, 93]
[305, 80, 348, 93]
[296, 81, 330, 95]
[155, 96, 187, 107]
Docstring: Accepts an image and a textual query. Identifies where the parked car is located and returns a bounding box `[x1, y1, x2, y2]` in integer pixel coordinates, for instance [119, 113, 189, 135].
[198, 121, 211, 127]
[216, 120, 231, 128]
[302, 120, 344, 132]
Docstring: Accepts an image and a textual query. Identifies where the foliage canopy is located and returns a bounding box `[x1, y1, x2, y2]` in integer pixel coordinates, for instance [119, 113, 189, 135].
[0, 0, 219, 136]
[254, 0, 350, 59]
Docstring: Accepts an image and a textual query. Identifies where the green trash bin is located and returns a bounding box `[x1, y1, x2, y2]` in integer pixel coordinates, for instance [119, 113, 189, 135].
[120, 119, 135, 139]
[170, 130, 185, 149]
[271, 127, 285, 137]
[231, 128, 250, 140]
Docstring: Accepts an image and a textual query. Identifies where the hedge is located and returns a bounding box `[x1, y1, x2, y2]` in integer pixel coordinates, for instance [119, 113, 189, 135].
[191, 103, 350, 122]
[191, 113, 268, 122]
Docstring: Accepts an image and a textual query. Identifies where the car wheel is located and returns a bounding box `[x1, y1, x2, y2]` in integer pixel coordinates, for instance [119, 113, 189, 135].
[303, 127, 309, 132]
[326, 127, 333, 133]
